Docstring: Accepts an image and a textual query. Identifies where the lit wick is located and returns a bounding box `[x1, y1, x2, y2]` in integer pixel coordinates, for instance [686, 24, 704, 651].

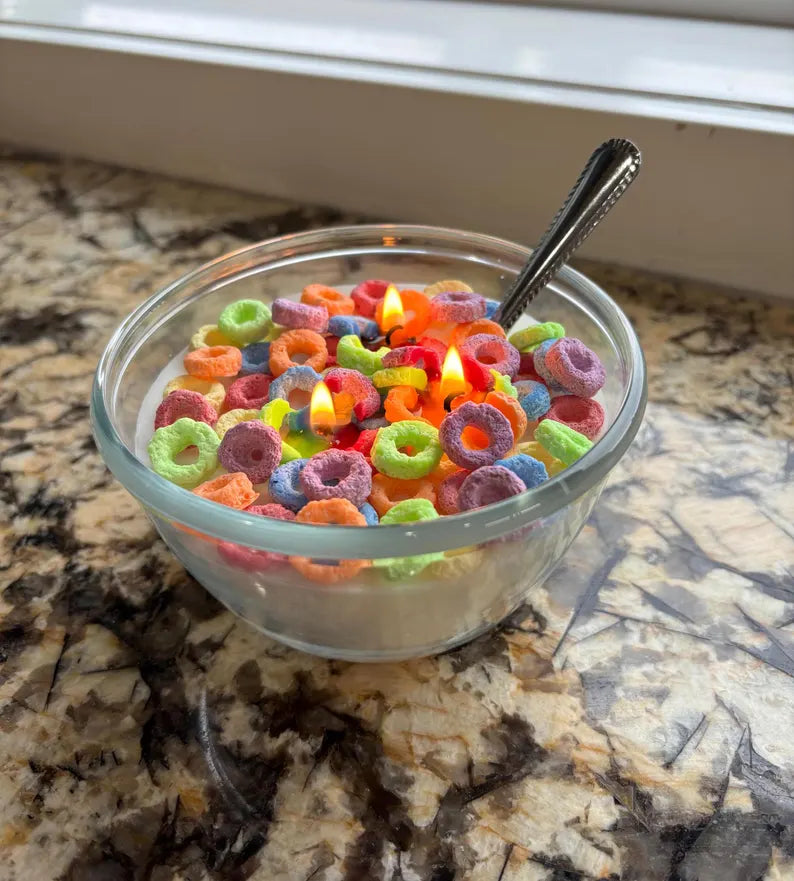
[309, 380, 336, 435]
[439, 345, 466, 406]
[379, 285, 404, 340]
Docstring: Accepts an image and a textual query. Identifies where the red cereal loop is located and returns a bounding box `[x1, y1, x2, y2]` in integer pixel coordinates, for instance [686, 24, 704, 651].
[225, 374, 272, 410]
[351, 279, 390, 317]
[193, 472, 258, 509]
[381, 345, 441, 380]
[368, 474, 437, 517]
[184, 345, 242, 379]
[351, 429, 378, 457]
[154, 390, 218, 430]
[417, 336, 449, 361]
[247, 503, 296, 520]
[437, 469, 469, 514]
[301, 284, 355, 316]
[543, 395, 605, 440]
[517, 352, 544, 383]
[331, 424, 361, 450]
[218, 503, 295, 572]
[269, 329, 328, 377]
[290, 499, 368, 582]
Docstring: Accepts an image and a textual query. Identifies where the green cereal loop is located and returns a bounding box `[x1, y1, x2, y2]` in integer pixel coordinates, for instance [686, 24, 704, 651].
[509, 321, 565, 353]
[147, 417, 219, 488]
[372, 367, 428, 391]
[381, 498, 438, 524]
[377, 499, 443, 580]
[285, 431, 329, 458]
[372, 420, 442, 479]
[490, 370, 518, 398]
[218, 299, 272, 345]
[336, 335, 389, 376]
[279, 442, 302, 463]
[534, 420, 592, 466]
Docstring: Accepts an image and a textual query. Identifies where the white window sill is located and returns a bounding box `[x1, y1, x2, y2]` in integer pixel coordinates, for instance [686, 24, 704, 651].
[2, 1, 793, 297]
[2, 0, 793, 134]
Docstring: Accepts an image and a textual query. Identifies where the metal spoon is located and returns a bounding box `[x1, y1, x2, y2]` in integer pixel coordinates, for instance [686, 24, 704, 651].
[493, 138, 642, 331]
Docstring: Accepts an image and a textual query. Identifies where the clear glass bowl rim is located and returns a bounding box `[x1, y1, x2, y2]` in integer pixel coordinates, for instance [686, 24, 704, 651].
[91, 223, 647, 558]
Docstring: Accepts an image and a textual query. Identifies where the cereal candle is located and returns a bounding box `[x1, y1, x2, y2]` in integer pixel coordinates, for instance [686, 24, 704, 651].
[147, 278, 608, 585]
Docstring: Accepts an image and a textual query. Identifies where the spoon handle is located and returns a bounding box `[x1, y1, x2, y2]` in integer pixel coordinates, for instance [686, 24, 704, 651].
[493, 138, 641, 331]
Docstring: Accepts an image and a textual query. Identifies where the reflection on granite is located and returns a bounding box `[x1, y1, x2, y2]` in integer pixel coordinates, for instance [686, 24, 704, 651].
[1, 145, 793, 881]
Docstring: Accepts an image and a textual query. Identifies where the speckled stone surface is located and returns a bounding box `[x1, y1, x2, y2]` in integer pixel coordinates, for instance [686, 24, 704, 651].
[1, 146, 793, 881]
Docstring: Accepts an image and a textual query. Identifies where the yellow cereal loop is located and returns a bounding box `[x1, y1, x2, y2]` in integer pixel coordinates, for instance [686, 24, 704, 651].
[163, 375, 225, 411]
[215, 408, 260, 440]
[424, 279, 474, 297]
[429, 546, 486, 579]
[189, 324, 232, 350]
[518, 441, 566, 476]
[260, 399, 294, 433]
[260, 400, 303, 462]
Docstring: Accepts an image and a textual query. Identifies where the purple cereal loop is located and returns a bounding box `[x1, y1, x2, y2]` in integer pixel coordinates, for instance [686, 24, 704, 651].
[545, 337, 606, 398]
[532, 339, 558, 385]
[430, 290, 487, 323]
[218, 421, 282, 483]
[460, 333, 520, 379]
[271, 298, 329, 333]
[298, 449, 373, 508]
[438, 401, 514, 470]
[436, 469, 469, 515]
[457, 465, 526, 511]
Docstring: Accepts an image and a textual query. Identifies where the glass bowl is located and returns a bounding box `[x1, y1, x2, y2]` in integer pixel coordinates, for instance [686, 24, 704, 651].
[91, 225, 646, 661]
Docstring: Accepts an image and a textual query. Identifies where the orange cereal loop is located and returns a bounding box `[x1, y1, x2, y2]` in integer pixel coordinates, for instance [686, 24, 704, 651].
[291, 498, 368, 582]
[184, 346, 242, 379]
[193, 472, 258, 509]
[485, 390, 528, 442]
[368, 474, 437, 517]
[450, 390, 486, 409]
[452, 319, 506, 346]
[384, 386, 431, 424]
[376, 289, 431, 346]
[269, 329, 328, 377]
[301, 284, 355, 316]
[297, 498, 366, 526]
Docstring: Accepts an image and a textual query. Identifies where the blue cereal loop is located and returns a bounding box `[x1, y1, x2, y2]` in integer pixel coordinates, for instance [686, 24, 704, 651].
[514, 380, 551, 420]
[484, 299, 500, 319]
[328, 315, 381, 341]
[495, 454, 548, 489]
[359, 502, 380, 525]
[240, 342, 271, 376]
[268, 365, 322, 403]
[268, 459, 310, 511]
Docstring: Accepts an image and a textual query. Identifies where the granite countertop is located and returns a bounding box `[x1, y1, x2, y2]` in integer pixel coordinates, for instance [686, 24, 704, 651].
[1, 146, 793, 881]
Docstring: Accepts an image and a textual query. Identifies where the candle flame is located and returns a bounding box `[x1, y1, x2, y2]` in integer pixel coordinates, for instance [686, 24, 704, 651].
[381, 284, 404, 330]
[440, 345, 466, 396]
[309, 381, 335, 430]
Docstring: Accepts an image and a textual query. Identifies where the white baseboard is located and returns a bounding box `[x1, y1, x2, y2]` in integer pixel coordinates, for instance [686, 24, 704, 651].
[1, 36, 792, 297]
